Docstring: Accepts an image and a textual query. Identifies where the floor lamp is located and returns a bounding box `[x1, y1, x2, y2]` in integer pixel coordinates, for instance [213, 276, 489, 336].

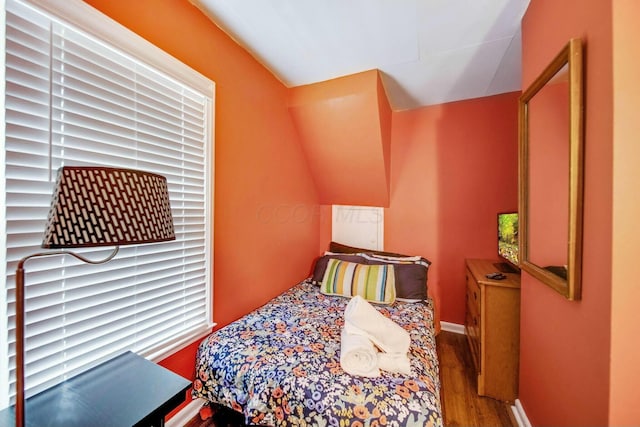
[14, 166, 175, 427]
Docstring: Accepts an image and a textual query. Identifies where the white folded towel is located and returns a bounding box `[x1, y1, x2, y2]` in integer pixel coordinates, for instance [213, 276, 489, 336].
[344, 295, 410, 354]
[377, 352, 412, 375]
[339, 329, 380, 377]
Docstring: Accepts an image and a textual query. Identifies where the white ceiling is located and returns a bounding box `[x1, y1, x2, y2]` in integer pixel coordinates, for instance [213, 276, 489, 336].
[190, 0, 530, 111]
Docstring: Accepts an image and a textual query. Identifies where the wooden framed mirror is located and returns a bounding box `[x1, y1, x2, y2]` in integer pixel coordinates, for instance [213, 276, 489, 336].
[518, 38, 584, 300]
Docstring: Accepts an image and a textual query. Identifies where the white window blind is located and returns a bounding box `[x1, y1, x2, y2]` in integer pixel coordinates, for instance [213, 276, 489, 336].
[2, 0, 214, 406]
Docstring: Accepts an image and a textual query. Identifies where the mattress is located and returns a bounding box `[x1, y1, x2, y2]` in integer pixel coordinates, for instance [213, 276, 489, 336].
[192, 280, 442, 427]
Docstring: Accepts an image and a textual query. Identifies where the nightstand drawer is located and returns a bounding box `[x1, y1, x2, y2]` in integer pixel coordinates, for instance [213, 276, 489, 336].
[465, 296, 480, 372]
[466, 268, 481, 312]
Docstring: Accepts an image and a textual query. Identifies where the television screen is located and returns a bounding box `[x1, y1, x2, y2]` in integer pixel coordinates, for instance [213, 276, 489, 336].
[498, 212, 519, 267]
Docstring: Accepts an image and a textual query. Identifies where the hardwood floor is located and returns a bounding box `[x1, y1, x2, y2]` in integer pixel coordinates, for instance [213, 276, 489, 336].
[437, 331, 517, 427]
[184, 331, 517, 427]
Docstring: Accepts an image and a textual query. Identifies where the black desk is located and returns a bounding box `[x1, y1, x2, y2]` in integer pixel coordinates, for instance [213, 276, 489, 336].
[1, 351, 191, 427]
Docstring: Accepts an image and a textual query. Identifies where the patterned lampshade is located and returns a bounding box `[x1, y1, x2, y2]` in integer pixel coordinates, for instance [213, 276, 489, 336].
[41, 166, 175, 249]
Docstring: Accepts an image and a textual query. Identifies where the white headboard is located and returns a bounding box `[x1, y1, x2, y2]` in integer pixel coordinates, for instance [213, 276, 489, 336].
[331, 205, 384, 250]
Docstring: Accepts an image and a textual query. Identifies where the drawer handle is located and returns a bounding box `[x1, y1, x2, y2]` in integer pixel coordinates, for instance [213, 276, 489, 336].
[474, 291, 478, 300]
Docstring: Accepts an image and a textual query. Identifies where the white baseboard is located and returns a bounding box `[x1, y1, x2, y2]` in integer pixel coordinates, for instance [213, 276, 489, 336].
[511, 399, 532, 427]
[166, 398, 205, 427]
[440, 321, 465, 335]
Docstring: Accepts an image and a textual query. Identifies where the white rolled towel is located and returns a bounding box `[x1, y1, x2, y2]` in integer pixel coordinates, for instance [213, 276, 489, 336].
[377, 352, 412, 375]
[344, 295, 410, 354]
[339, 329, 380, 377]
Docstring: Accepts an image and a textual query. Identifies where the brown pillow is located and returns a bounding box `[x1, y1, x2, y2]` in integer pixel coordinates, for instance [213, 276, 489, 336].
[310, 253, 369, 284]
[363, 257, 429, 301]
[329, 241, 405, 257]
[328, 242, 431, 301]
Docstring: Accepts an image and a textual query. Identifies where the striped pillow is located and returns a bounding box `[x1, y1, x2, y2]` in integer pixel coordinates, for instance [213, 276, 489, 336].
[320, 258, 396, 304]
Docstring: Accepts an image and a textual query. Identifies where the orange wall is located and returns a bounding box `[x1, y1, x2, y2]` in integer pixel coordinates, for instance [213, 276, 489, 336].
[377, 74, 393, 193]
[83, 0, 320, 406]
[519, 0, 613, 425]
[387, 92, 519, 324]
[610, 0, 640, 424]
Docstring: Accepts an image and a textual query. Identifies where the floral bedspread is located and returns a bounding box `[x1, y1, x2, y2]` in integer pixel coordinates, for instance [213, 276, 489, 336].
[192, 280, 442, 427]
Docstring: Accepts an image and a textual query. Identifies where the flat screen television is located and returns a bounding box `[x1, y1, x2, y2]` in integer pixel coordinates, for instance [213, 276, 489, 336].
[496, 212, 519, 273]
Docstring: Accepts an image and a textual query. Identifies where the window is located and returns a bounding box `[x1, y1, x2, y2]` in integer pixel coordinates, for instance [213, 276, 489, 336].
[1, 0, 214, 406]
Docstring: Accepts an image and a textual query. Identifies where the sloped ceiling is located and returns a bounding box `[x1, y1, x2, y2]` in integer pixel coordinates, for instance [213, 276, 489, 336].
[190, 0, 530, 111]
[289, 70, 392, 207]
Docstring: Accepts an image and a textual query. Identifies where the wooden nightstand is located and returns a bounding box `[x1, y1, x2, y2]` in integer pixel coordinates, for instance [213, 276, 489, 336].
[1, 351, 190, 427]
[465, 258, 521, 402]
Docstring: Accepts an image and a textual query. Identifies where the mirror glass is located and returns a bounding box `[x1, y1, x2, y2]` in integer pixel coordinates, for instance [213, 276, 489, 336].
[528, 64, 569, 274]
[519, 39, 584, 300]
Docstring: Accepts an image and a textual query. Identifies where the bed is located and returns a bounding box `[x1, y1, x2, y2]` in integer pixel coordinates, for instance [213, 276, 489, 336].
[192, 248, 442, 427]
